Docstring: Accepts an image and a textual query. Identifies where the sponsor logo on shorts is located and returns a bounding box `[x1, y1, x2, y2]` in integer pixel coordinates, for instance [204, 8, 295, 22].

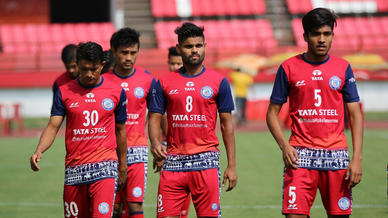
[102, 98, 114, 111]
[201, 86, 213, 99]
[134, 87, 145, 98]
[132, 187, 143, 198]
[329, 76, 341, 90]
[98, 202, 110, 214]
[338, 197, 350, 210]
[211, 203, 218, 211]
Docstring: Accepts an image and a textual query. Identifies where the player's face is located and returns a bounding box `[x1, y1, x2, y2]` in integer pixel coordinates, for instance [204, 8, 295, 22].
[178, 37, 206, 66]
[77, 59, 103, 87]
[113, 44, 139, 72]
[64, 61, 78, 79]
[304, 25, 334, 60]
[168, 55, 183, 72]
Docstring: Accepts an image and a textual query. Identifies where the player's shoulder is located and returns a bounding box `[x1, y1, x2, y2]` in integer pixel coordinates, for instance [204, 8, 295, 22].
[328, 55, 350, 66]
[134, 66, 155, 80]
[55, 72, 73, 86]
[102, 70, 115, 79]
[203, 67, 226, 83]
[281, 54, 303, 66]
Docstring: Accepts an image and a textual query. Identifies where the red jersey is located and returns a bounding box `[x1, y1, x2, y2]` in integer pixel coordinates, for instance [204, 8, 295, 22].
[54, 72, 75, 88]
[271, 54, 360, 149]
[103, 67, 156, 148]
[149, 67, 234, 155]
[51, 78, 127, 167]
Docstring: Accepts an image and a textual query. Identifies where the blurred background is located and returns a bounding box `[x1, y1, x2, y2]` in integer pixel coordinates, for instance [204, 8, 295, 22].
[0, 1, 387, 217]
[0, 0, 388, 132]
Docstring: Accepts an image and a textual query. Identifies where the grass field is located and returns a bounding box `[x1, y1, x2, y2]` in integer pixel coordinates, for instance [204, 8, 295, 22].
[0, 130, 387, 218]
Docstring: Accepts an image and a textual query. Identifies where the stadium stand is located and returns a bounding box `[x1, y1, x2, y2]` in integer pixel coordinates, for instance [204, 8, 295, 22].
[287, 0, 388, 14]
[0, 22, 114, 54]
[151, 0, 266, 17]
[154, 19, 277, 50]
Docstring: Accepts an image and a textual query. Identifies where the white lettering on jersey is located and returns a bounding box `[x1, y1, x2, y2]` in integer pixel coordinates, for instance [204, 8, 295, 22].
[295, 80, 306, 87]
[172, 114, 207, 121]
[73, 127, 107, 135]
[127, 113, 139, 119]
[298, 109, 338, 116]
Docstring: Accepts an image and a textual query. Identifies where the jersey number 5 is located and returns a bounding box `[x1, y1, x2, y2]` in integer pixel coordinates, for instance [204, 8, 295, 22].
[314, 89, 322, 107]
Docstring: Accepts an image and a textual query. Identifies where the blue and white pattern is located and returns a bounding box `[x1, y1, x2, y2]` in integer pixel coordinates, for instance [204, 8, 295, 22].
[64, 160, 118, 185]
[338, 197, 350, 210]
[163, 151, 220, 171]
[126, 146, 148, 165]
[201, 86, 214, 99]
[134, 87, 145, 99]
[98, 202, 110, 214]
[295, 147, 349, 170]
[102, 98, 114, 111]
[329, 76, 341, 90]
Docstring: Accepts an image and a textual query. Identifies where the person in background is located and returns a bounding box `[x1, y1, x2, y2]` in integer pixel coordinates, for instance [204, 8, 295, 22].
[230, 67, 253, 126]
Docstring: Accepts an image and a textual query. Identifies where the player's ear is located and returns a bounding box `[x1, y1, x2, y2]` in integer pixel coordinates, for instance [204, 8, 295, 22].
[176, 44, 181, 55]
[303, 32, 308, 42]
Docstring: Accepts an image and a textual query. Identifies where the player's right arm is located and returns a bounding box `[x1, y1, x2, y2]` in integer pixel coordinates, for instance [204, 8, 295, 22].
[30, 115, 64, 171]
[149, 112, 167, 161]
[267, 65, 299, 169]
[266, 103, 298, 169]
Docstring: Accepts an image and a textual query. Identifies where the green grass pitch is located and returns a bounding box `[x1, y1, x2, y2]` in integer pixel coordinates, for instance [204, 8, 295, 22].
[0, 130, 387, 217]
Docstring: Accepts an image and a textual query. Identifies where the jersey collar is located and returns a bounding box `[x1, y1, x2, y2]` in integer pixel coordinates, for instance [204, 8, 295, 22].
[301, 53, 330, 65]
[78, 77, 104, 89]
[178, 66, 206, 78]
[113, 67, 137, 79]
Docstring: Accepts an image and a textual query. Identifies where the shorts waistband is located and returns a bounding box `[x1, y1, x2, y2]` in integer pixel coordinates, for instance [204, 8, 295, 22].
[163, 151, 220, 172]
[295, 147, 349, 170]
[127, 146, 148, 165]
[65, 160, 118, 185]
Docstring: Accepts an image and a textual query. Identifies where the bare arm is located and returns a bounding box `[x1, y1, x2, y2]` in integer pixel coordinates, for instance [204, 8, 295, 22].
[345, 102, 363, 188]
[30, 115, 64, 171]
[148, 112, 167, 161]
[219, 112, 237, 192]
[266, 102, 299, 168]
[115, 122, 127, 190]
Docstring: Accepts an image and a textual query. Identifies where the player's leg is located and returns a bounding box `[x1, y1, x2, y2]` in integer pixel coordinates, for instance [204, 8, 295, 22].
[63, 184, 90, 218]
[189, 168, 220, 218]
[157, 170, 190, 218]
[318, 170, 351, 217]
[112, 186, 124, 218]
[282, 168, 319, 217]
[125, 162, 147, 218]
[89, 178, 116, 218]
[180, 194, 191, 217]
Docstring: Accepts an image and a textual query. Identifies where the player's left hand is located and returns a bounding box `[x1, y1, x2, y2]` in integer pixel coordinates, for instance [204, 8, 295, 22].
[222, 166, 237, 192]
[345, 158, 362, 188]
[117, 165, 127, 190]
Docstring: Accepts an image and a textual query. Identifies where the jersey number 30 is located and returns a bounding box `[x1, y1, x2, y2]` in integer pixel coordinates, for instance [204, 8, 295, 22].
[83, 110, 99, 127]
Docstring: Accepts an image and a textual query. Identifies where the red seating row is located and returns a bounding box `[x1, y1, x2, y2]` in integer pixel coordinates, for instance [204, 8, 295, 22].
[292, 17, 388, 50]
[151, 0, 266, 17]
[155, 20, 277, 50]
[287, 0, 388, 14]
[0, 22, 115, 53]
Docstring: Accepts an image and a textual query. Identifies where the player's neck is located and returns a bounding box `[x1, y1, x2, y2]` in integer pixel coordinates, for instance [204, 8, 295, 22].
[182, 64, 203, 76]
[115, 66, 134, 77]
[304, 51, 329, 63]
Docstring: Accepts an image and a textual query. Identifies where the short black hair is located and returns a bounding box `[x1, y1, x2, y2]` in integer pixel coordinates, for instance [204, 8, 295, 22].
[101, 49, 116, 74]
[302, 8, 337, 34]
[174, 22, 204, 45]
[168, 46, 180, 58]
[76, 42, 103, 63]
[110, 27, 140, 50]
[61, 44, 77, 64]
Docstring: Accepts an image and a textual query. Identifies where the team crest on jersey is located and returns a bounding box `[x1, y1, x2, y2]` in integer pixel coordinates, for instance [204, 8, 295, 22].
[329, 76, 341, 90]
[211, 203, 218, 211]
[102, 98, 114, 111]
[132, 187, 143, 198]
[338, 197, 350, 210]
[134, 87, 145, 98]
[201, 86, 213, 99]
[98, 202, 109, 214]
